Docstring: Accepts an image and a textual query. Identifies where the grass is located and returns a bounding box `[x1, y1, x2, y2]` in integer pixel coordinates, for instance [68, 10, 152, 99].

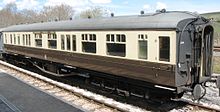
[213, 56, 220, 74]
[202, 12, 220, 41]
[202, 12, 220, 74]
[202, 12, 220, 22]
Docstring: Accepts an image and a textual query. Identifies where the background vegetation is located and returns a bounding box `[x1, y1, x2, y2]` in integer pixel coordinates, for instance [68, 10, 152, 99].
[202, 12, 220, 74]
[0, 3, 109, 28]
[202, 12, 220, 46]
[213, 57, 220, 74]
[0, 3, 220, 73]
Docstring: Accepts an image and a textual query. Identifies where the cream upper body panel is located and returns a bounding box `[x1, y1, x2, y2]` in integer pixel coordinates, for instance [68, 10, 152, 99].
[3, 30, 176, 65]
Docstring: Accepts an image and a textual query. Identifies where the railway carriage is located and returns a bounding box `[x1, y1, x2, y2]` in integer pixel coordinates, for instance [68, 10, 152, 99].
[0, 11, 214, 99]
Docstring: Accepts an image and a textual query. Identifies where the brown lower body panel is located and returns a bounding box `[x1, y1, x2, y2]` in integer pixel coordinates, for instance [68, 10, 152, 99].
[4, 45, 176, 87]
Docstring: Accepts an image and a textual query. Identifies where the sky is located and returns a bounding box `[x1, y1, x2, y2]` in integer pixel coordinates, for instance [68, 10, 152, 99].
[0, 0, 219, 15]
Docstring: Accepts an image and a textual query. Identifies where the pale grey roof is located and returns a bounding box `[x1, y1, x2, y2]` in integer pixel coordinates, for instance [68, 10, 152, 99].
[0, 28, 4, 32]
[2, 11, 200, 32]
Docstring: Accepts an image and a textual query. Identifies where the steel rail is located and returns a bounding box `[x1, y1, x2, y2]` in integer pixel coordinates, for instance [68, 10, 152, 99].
[0, 60, 145, 112]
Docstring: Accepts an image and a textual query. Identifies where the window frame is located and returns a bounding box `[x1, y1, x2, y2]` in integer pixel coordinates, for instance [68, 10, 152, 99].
[81, 34, 97, 53]
[159, 36, 170, 62]
[17, 34, 20, 45]
[106, 34, 126, 57]
[22, 34, 25, 45]
[61, 34, 65, 50]
[35, 33, 42, 47]
[48, 33, 57, 49]
[72, 35, 76, 51]
[66, 34, 71, 51]
[13, 34, 16, 44]
[138, 34, 148, 60]
[10, 34, 12, 44]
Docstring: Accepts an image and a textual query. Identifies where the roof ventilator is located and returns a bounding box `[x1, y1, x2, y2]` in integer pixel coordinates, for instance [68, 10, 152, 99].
[140, 11, 145, 15]
[111, 13, 114, 17]
[156, 8, 166, 13]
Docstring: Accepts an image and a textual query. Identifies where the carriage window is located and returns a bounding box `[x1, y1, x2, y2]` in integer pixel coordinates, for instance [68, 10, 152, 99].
[22, 34, 25, 45]
[61, 35, 65, 50]
[26, 34, 28, 45]
[17, 34, 20, 45]
[116, 34, 126, 42]
[66, 35, 71, 50]
[106, 34, 126, 57]
[25, 34, 28, 45]
[27, 34, 31, 46]
[72, 35, 76, 51]
[10, 34, 12, 44]
[159, 36, 170, 62]
[107, 43, 125, 57]
[4, 34, 7, 43]
[48, 33, 57, 49]
[13, 34, 16, 44]
[106, 34, 110, 41]
[25, 34, 31, 46]
[82, 34, 96, 53]
[138, 34, 148, 59]
[35, 33, 42, 47]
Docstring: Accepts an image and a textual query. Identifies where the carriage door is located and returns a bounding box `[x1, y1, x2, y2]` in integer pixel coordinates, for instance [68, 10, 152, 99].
[199, 25, 214, 82]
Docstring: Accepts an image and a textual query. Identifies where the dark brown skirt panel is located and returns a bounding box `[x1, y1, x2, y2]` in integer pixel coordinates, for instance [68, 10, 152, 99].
[4, 45, 176, 87]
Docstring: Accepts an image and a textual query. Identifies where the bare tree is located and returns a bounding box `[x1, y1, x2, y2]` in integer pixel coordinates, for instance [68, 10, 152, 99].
[0, 3, 18, 27]
[41, 4, 74, 22]
[79, 7, 109, 19]
[20, 9, 39, 23]
[0, 3, 75, 28]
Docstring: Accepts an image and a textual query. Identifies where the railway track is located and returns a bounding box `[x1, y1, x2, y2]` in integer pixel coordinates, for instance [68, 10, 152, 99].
[0, 60, 146, 112]
[187, 101, 220, 112]
[0, 60, 219, 112]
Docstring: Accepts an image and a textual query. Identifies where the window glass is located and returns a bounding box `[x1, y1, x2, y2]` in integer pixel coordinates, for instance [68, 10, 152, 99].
[111, 35, 114, 42]
[48, 40, 57, 49]
[66, 35, 71, 50]
[22, 34, 25, 45]
[159, 36, 170, 62]
[35, 39, 42, 47]
[28, 34, 31, 46]
[35, 34, 42, 47]
[89, 34, 93, 40]
[25, 34, 28, 45]
[10, 34, 12, 44]
[17, 34, 20, 45]
[138, 40, 148, 59]
[82, 34, 96, 53]
[121, 35, 126, 42]
[48, 34, 51, 39]
[48, 34, 57, 49]
[72, 35, 76, 51]
[106, 34, 110, 41]
[107, 43, 125, 57]
[85, 34, 88, 40]
[141, 35, 144, 39]
[4, 34, 7, 43]
[14, 34, 16, 44]
[116, 34, 120, 42]
[106, 34, 126, 57]
[61, 35, 65, 50]
[53, 34, 57, 39]
[93, 34, 96, 41]
[82, 34, 84, 40]
[111, 34, 114, 40]
[82, 42, 96, 53]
